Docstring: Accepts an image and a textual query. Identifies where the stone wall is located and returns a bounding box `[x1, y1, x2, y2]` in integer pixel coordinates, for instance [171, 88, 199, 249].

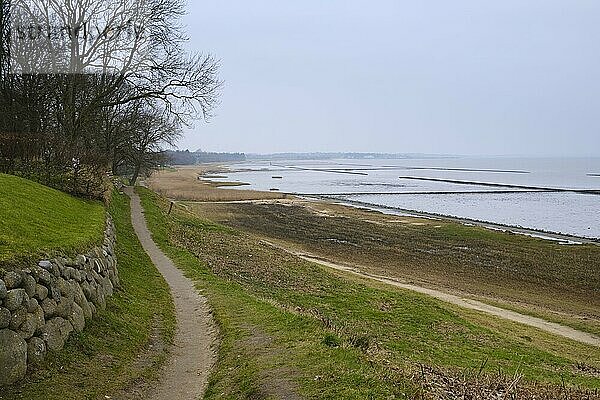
[0, 217, 118, 386]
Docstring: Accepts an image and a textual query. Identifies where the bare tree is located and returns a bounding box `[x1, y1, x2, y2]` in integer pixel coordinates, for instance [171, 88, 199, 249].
[11, 0, 221, 123]
[1, 0, 221, 195]
[125, 103, 181, 185]
[0, 0, 10, 82]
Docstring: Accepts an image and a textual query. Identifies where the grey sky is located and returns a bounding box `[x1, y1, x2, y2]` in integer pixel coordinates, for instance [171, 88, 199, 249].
[179, 1, 600, 156]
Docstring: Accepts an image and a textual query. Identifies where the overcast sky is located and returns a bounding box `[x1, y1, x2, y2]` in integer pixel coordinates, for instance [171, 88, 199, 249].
[178, 1, 600, 156]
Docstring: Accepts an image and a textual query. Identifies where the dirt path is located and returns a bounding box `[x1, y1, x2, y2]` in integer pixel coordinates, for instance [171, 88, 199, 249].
[262, 240, 600, 347]
[126, 187, 217, 400]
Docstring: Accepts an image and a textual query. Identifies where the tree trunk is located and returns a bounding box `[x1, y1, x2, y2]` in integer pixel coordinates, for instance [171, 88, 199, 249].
[130, 163, 141, 186]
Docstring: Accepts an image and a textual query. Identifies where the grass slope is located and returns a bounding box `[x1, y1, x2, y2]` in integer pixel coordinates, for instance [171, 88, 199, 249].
[1, 192, 175, 399]
[137, 187, 600, 399]
[189, 200, 600, 330]
[0, 173, 105, 265]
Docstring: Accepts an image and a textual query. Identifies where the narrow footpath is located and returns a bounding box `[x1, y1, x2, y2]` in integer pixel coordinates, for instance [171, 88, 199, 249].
[262, 240, 600, 348]
[125, 187, 217, 400]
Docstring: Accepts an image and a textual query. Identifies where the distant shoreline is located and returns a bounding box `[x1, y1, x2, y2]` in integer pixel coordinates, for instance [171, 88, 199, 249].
[307, 195, 600, 245]
[174, 164, 600, 245]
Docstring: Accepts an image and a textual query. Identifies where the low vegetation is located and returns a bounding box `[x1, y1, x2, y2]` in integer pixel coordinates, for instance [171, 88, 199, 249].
[137, 187, 600, 399]
[0, 173, 105, 266]
[1, 192, 176, 399]
[188, 199, 600, 335]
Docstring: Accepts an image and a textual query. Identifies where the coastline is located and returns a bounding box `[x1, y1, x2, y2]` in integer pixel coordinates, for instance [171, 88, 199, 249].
[194, 162, 600, 244]
[136, 186, 600, 397]
[184, 194, 600, 333]
[145, 165, 600, 356]
[196, 166, 597, 245]
[309, 195, 599, 246]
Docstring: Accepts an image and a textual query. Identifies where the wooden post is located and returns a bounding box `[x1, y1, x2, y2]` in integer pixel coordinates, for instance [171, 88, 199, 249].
[168, 201, 174, 215]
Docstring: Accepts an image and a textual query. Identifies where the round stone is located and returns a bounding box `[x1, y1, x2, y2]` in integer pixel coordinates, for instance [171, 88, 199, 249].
[69, 303, 85, 333]
[0, 279, 7, 299]
[0, 329, 27, 385]
[22, 275, 36, 298]
[5, 289, 26, 311]
[41, 298, 58, 319]
[27, 298, 39, 313]
[19, 314, 38, 340]
[0, 307, 11, 329]
[3, 272, 22, 290]
[39, 317, 73, 352]
[35, 284, 48, 301]
[27, 336, 46, 366]
[9, 306, 28, 330]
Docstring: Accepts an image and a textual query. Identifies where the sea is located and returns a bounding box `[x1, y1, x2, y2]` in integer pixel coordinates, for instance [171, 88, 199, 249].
[204, 157, 600, 241]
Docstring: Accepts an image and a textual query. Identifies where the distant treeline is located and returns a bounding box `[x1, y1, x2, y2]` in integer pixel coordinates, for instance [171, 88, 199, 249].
[165, 152, 453, 165]
[166, 150, 246, 165]
[246, 152, 440, 161]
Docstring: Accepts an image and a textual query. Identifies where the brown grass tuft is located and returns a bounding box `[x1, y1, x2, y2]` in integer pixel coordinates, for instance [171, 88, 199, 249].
[412, 364, 600, 400]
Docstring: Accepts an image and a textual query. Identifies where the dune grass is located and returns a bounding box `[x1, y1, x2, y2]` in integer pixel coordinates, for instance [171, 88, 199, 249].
[137, 187, 600, 399]
[1, 192, 176, 400]
[0, 173, 106, 266]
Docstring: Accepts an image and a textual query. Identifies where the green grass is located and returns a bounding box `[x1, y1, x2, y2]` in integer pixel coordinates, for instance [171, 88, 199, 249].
[188, 201, 600, 324]
[475, 298, 600, 338]
[138, 188, 411, 398]
[1, 191, 176, 399]
[137, 187, 600, 399]
[0, 173, 106, 266]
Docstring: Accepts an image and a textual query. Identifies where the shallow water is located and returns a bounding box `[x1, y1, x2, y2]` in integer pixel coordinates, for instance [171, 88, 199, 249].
[335, 192, 600, 239]
[209, 157, 600, 239]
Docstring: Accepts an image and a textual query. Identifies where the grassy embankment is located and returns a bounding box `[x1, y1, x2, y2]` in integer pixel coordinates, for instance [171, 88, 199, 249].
[145, 165, 600, 336]
[137, 186, 600, 399]
[188, 199, 600, 337]
[0, 173, 105, 267]
[1, 184, 175, 399]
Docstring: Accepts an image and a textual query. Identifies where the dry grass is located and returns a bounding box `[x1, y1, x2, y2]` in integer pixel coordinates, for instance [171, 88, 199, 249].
[146, 166, 286, 202]
[411, 364, 599, 400]
[186, 200, 600, 335]
[139, 188, 600, 398]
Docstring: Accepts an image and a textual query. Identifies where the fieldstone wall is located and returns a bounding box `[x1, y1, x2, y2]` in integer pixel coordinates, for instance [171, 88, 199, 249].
[0, 217, 118, 386]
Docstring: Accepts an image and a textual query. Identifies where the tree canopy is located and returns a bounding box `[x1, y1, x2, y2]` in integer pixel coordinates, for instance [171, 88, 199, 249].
[0, 0, 221, 196]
